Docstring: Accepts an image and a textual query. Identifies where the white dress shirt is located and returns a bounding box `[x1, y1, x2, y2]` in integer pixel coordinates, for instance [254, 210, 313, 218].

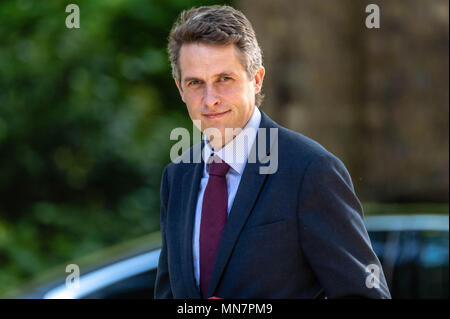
[192, 106, 262, 290]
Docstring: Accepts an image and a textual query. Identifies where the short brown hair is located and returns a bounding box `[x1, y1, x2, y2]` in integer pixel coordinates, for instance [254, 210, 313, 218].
[168, 5, 264, 106]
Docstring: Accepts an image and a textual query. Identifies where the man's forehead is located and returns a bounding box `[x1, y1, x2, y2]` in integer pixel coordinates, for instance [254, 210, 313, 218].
[178, 43, 246, 79]
[180, 42, 237, 56]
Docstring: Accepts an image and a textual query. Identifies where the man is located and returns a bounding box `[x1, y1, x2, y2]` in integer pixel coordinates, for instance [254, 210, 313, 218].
[155, 5, 391, 299]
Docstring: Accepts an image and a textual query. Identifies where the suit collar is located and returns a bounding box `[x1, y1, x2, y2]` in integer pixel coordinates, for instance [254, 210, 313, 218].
[180, 162, 203, 298]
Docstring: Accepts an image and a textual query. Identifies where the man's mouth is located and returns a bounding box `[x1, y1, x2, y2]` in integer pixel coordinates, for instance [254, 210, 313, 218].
[202, 110, 231, 119]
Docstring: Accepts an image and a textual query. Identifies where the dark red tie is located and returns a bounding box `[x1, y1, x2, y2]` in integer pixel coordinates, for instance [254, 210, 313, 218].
[200, 156, 230, 298]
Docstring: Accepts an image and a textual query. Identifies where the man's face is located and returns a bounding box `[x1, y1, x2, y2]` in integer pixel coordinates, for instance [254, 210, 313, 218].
[175, 43, 264, 150]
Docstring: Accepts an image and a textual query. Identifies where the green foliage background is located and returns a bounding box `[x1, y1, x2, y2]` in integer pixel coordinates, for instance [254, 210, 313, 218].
[0, 0, 231, 295]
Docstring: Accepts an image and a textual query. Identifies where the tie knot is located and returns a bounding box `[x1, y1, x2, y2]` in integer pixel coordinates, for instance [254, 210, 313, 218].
[207, 156, 230, 177]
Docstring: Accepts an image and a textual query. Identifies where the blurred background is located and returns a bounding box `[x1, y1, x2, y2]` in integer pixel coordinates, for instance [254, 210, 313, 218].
[0, 0, 448, 298]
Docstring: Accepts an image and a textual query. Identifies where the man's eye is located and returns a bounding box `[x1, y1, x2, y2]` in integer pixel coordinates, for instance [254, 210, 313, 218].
[188, 80, 200, 86]
[220, 76, 232, 82]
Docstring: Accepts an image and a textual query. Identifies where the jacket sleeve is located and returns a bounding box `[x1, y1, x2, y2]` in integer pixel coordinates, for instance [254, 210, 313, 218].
[154, 167, 174, 298]
[297, 154, 391, 299]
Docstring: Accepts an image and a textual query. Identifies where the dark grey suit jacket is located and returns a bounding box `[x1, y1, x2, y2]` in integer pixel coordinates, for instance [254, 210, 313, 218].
[154, 110, 391, 299]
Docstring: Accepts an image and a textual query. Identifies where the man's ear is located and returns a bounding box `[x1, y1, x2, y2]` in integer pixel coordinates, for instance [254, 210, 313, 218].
[253, 67, 265, 94]
[174, 77, 185, 102]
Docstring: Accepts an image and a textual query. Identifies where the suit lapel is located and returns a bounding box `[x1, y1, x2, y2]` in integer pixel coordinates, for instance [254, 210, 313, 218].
[180, 146, 204, 299]
[207, 110, 279, 297]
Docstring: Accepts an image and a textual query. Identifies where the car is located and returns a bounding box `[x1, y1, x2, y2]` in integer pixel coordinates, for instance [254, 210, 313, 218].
[8, 214, 449, 299]
[364, 214, 449, 298]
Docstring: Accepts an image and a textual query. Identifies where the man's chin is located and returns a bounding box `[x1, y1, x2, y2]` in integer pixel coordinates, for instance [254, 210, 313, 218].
[202, 124, 227, 138]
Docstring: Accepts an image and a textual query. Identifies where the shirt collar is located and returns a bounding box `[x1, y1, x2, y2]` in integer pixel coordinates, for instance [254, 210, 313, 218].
[203, 106, 261, 175]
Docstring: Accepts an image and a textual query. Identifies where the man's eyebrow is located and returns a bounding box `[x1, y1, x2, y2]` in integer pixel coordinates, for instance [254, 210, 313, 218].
[183, 72, 239, 84]
[217, 72, 238, 78]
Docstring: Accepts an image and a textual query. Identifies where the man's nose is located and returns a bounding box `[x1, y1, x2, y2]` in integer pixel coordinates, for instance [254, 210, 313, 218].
[203, 84, 220, 108]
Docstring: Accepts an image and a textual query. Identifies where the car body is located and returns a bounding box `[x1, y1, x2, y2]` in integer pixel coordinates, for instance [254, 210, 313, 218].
[8, 214, 449, 299]
[364, 214, 449, 298]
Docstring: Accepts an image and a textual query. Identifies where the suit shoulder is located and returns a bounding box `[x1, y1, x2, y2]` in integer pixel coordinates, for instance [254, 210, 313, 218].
[276, 125, 345, 170]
